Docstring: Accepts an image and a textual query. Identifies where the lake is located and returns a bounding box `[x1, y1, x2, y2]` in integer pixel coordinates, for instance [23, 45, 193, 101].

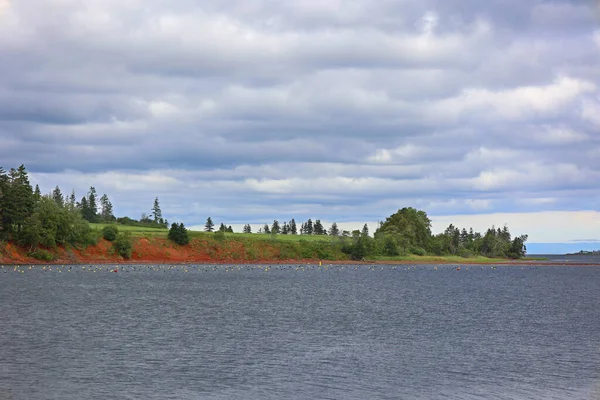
[1, 263, 599, 399]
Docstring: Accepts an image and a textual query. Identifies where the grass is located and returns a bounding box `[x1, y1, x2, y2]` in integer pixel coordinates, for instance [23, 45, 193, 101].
[90, 224, 335, 242]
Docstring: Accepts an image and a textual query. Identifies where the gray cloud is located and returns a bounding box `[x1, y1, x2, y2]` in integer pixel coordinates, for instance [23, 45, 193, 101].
[1, 0, 599, 238]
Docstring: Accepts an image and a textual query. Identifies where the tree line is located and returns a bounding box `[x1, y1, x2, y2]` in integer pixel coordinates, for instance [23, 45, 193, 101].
[201, 207, 528, 259]
[0, 164, 169, 255]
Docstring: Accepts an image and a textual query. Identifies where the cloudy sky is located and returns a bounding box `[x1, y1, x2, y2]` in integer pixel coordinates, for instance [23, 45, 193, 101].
[1, 0, 600, 252]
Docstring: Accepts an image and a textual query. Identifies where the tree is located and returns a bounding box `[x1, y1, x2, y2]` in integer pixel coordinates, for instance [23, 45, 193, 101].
[78, 196, 89, 219]
[314, 219, 324, 235]
[86, 186, 98, 222]
[205, 217, 214, 232]
[52, 186, 64, 207]
[328, 222, 340, 236]
[67, 190, 77, 209]
[0, 167, 7, 235]
[243, 224, 252, 233]
[290, 219, 297, 235]
[375, 207, 432, 252]
[219, 222, 226, 232]
[34, 185, 42, 202]
[3, 165, 35, 233]
[100, 194, 114, 222]
[263, 224, 271, 234]
[151, 197, 162, 223]
[168, 222, 189, 245]
[361, 223, 369, 237]
[271, 220, 280, 234]
[281, 222, 289, 234]
[306, 219, 314, 235]
[227, 225, 234, 233]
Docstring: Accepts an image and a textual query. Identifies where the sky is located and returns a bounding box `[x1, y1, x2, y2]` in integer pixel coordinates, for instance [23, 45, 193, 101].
[1, 0, 600, 253]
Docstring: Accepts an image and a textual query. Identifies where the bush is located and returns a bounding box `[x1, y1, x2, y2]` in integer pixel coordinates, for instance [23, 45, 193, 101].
[409, 246, 427, 256]
[29, 248, 55, 261]
[102, 225, 119, 241]
[168, 223, 189, 245]
[213, 231, 226, 242]
[457, 247, 474, 258]
[113, 233, 133, 259]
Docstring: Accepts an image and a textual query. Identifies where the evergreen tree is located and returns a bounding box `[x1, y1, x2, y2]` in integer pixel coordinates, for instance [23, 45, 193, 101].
[100, 194, 114, 222]
[78, 196, 88, 216]
[204, 217, 214, 232]
[52, 186, 64, 207]
[219, 222, 226, 232]
[168, 222, 189, 245]
[67, 190, 76, 209]
[328, 222, 340, 236]
[306, 219, 314, 235]
[227, 225, 234, 233]
[86, 186, 98, 222]
[0, 167, 7, 234]
[263, 224, 271, 234]
[361, 223, 369, 237]
[281, 222, 289, 234]
[271, 220, 280, 234]
[3, 165, 35, 233]
[243, 224, 252, 233]
[151, 197, 162, 223]
[290, 218, 297, 235]
[34, 184, 42, 202]
[314, 219, 324, 235]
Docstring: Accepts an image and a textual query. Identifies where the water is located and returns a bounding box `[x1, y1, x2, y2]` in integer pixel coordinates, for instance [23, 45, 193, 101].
[1, 264, 600, 400]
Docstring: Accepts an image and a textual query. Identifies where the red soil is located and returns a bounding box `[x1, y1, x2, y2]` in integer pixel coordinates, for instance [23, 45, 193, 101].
[0, 237, 314, 265]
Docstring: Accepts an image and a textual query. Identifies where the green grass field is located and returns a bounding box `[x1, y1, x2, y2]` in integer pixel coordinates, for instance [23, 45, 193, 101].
[89, 223, 334, 242]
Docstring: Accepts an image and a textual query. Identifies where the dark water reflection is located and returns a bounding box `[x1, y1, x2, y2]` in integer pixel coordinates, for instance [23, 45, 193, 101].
[1, 264, 600, 399]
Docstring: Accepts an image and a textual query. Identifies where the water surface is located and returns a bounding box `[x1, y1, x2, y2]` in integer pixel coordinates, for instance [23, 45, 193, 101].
[1, 264, 599, 399]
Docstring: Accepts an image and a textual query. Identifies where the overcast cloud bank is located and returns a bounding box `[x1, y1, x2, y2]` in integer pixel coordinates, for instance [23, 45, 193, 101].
[1, 0, 599, 247]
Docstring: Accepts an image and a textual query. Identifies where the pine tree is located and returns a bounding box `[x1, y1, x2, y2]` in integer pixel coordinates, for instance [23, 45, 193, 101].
[290, 219, 297, 235]
[86, 187, 98, 222]
[168, 222, 189, 245]
[361, 223, 369, 237]
[100, 194, 114, 222]
[314, 219, 324, 235]
[271, 220, 280, 234]
[219, 222, 226, 232]
[281, 222, 289, 234]
[204, 217, 214, 232]
[68, 190, 76, 209]
[4, 165, 35, 233]
[79, 196, 90, 220]
[243, 224, 252, 233]
[52, 186, 64, 207]
[263, 224, 271, 234]
[227, 225, 233, 233]
[0, 167, 7, 233]
[34, 184, 42, 202]
[328, 222, 340, 236]
[306, 219, 313, 235]
[151, 197, 162, 223]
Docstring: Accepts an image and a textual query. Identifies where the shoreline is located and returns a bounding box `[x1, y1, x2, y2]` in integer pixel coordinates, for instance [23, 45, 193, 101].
[2, 258, 599, 267]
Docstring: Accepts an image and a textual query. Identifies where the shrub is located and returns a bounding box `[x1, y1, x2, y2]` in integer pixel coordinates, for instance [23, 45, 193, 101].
[409, 246, 427, 256]
[29, 248, 55, 261]
[213, 231, 226, 242]
[102, 225, 119, 241]
[168, 223, 189, 245]
[457, 247, 474, 258]
[113, 233, 133, 259]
